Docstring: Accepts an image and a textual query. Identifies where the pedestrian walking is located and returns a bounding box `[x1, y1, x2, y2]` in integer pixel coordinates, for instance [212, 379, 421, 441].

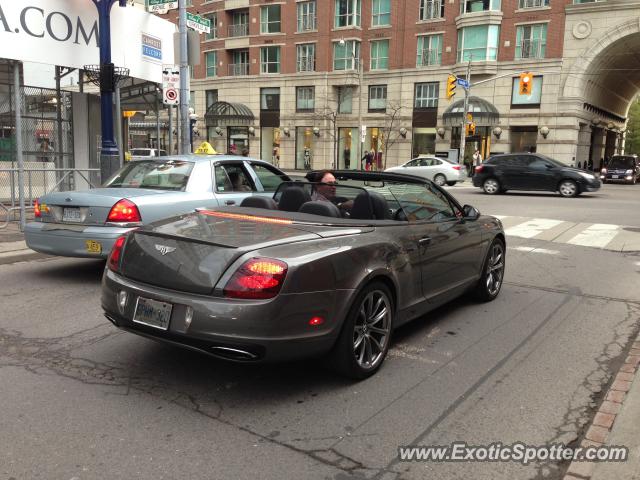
[472, 149, 481, 176]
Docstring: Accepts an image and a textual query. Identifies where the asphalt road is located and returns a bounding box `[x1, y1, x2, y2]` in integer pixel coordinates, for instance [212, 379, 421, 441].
[1, 183, 639, 480]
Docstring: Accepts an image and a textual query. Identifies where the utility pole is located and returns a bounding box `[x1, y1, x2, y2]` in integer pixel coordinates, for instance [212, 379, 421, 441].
[178, 0, 190, 154]
[459, 59, 471, 165]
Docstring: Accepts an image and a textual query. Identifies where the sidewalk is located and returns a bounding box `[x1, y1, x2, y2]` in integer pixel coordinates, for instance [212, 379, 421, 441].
[0, 221, 44, 263]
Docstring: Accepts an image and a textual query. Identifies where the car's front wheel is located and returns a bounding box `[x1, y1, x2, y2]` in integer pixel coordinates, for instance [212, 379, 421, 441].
[474, 238, 505, 302]
[558, 179, 578, 197]
[433, 174, 447, 187]
[483, 178, 500, 195]
[330, 282, 394, 379]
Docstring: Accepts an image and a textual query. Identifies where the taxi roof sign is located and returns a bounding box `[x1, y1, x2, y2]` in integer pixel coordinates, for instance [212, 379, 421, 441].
[194, 142, 217, 155]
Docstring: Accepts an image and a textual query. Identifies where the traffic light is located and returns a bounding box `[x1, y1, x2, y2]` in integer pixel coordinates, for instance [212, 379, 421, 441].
[519, 72, 533, 95]
[447, 74, 457, 100]
[465, 122, 476, 136]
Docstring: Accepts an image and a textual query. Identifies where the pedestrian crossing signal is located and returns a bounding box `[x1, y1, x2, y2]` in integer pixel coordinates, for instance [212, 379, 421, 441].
[519, 72, 533, 95]
[447, 74, 457, 100]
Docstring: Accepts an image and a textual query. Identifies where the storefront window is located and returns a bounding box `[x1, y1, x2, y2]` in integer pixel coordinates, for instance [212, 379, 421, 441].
[338, 127, 360, 169]
[510, 127, 537, 153]
[412, 128, 436, 157]
[227, 126, 249, 155]
[365, 127, 385, 170]
[261, 127, 281, 167]
[296, 127, 314, 169]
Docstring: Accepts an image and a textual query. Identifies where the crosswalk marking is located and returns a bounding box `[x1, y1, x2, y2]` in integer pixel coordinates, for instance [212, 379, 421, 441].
[567, 223, 621, 248]
[505, 219, 565, 239]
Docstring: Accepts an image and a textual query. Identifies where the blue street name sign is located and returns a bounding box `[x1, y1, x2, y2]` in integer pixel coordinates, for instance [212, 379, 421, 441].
[457, 78, 470, 89]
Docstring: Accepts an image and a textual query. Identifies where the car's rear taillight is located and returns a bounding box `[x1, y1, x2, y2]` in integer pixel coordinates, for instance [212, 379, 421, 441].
[452, 166, 461, 171]
[475, 165, 484, 173]
[107, 199, 141, 223]
[34, 198, 41, 218]
[107, 236, 127, 273]
[223, 258, 288, 299]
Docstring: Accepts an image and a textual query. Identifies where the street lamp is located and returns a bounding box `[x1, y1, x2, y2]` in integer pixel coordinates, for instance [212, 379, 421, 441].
[339, 38, 363, 170]
[189, 108, 198, 152]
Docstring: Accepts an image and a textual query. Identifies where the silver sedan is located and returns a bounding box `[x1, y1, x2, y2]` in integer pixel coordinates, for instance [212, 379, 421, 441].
[386, 156, 467, 186]
[25, 155, 290, 259]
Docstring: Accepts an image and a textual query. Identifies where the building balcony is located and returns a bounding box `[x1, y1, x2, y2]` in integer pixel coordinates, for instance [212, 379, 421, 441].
[297, 58, 316, 72]
[516, 39, 545, 59]
[228, 63, 249, 76]
[228, 24, 249, 37]
[417, 50, 442, 67]
[225, 0, 249, 9]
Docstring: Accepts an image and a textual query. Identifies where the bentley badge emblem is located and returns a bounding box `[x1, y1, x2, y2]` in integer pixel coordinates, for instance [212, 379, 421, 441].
[155, 244, 176, 256]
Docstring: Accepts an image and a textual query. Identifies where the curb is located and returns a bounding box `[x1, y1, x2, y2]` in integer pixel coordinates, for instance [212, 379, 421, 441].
[563, 336, 640, 480]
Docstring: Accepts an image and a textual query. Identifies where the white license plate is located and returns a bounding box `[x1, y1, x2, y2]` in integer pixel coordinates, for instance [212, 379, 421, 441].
[133, 297, 172, 330]
[611, 175, 619, 179]
[62, 207, 81, 222]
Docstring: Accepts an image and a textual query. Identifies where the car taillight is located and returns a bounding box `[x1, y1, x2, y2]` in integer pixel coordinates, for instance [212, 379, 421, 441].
[107, 235, 127, 273]
[475, 165, 484, 173]
[452, 166, 461, 170]
[223, 258, 288, 299]
[34, 198, 41, 218]
[107, 199, 141, 223]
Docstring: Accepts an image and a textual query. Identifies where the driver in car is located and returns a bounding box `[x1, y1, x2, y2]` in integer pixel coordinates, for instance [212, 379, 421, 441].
[306, 170, 353, 215]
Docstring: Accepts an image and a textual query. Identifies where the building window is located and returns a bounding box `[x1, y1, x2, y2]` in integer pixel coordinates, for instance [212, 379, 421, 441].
[511, 76, 543, 106]
[460, 0, 501, 14]
[229, 50, 249, 75]
[260, 47, 280, 74]
[297, 1, 317, 32]
[335, 0, 361, 28]
[457, 25, 500, 62]
[370, 40, 389, 70]
[205, 52, 217, 77]
[510, 127, 538, 152]
[333, 40, 360, 70]
[518, 0, 549, 7]
[368, 85, 387, 112]
[338, 87, 353, 113]
[515, 24, 547, 59]
[419, 0, 444, 20]
[260, 5, 281, 34]
[297, 44, 316, 72]
[229, 11, 249, 37]
[414, 82, 438, 108]
[417, 34, 442, 66]
[296, 87, 315, 112]
[205, 13, 217, 40]
[372, 0, 391, 26]
[261, 88, 280, 110]
[206, 90, 218, 111]
[296, 127, 315, 169]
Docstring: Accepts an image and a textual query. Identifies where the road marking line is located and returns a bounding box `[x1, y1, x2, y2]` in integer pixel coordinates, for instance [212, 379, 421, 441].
[510, 246, 560, 255]
[567, 223, 621, 248]
[505, 218, 565, 239]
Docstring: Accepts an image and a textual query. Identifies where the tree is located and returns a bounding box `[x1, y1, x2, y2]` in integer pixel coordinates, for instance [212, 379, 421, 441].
[379, 101, 407, 170]
[625, 98, 640, 154]
[313, 87, 349, 169]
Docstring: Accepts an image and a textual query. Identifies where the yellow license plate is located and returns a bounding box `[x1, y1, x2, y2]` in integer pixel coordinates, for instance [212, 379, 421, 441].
[85, 240, 102, 254]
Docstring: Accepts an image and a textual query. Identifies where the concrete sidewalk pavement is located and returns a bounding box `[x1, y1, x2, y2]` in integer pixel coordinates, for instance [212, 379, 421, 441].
[0, 222, 45, 263]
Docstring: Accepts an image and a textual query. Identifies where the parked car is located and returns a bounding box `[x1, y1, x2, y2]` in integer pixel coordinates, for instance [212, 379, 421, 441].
[101, 170, 505, 379]
[385, 156, 467, 186]
[25, 156, 291, 259]
[601, 155, 640, 184]
[130, 148, 167, 160]
[472, 153, 601, 197]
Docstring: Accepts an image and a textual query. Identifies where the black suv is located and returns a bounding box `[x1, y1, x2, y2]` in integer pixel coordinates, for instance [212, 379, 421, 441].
[472, 153, 601, 197]
[601, 155, 640, 184]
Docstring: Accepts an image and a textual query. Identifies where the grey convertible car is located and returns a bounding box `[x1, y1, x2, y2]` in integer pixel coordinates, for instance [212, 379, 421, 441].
[25, 155, 289, 258]
[101, 171, 505, 379]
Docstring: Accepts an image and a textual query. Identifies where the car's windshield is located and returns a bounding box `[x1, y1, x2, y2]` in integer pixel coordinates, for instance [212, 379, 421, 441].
[608, 157, 635, 169]
[103, 160, 195, 191]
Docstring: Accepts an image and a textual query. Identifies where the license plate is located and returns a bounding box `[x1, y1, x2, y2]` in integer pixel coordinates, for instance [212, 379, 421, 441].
[85, 240, 102, 254]
[612, 175, 619, 179]
[63, 207, 81, 222]
[133, 297, 172, 330]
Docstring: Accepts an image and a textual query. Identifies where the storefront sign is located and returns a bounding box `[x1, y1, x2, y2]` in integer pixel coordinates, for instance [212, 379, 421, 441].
[0, 0, 175, 83]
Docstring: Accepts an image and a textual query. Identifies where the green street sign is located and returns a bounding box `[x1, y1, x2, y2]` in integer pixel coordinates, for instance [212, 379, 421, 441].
[186, 13, 211, 34]
[146, 0, 178, 13]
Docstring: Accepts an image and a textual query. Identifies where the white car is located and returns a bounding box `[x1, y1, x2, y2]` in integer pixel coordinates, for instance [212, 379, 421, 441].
[385, 156, 467, 186]
[130, 148, 168, 160]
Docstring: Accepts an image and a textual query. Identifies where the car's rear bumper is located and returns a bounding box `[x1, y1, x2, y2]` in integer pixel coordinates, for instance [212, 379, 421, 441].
[25, 222, 135, 259]
[101, 268, 352, 363]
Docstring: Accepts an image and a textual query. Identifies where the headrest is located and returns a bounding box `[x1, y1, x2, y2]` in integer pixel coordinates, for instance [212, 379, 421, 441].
[351, 191, 390, 220]
[299, 201, 341, 218]
[240, 196, 278, 210]
[278, 186, 311, 212]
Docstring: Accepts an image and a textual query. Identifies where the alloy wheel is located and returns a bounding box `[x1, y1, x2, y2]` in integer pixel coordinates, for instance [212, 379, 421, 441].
[485, 242, 505, 296]
[434, 174, 446, 186]
[483, 178, 499, 194]
[559, 181, 577, 197]
[352, 290, 392, 369]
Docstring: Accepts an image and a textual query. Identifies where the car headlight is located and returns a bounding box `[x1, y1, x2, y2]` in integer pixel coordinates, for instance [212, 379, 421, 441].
[578, 172, 596, 180]
[625, 169, 633, 175]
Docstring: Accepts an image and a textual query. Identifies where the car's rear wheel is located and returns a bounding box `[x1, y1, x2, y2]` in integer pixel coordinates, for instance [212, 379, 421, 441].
[474, 238, 505, 302]
[433, 174, 447, 187]
[558, 179, 578, 197]
[330, 282, 394, 379]
[446, 181, 457, 186]
[483, 178, 500, 195]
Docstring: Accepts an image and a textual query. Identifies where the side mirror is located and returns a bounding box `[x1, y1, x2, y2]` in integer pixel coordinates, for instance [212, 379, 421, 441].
[546, 164, 554, 169]
[463, 204, 480, 220]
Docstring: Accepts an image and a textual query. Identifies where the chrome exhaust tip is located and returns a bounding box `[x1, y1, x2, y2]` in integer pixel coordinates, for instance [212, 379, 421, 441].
[210, 346, 259, 361]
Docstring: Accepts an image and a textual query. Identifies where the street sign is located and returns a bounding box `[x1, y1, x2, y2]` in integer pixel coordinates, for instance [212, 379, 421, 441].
[457, 78, 470, 89]
[147, 0, 178, 13]
[187, 13, 211, 34]
[361, 125, 367, 144]
[162, 65, 180, 106]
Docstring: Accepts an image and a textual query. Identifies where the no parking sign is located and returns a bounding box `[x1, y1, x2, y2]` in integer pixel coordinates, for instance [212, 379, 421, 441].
[162, 65, 180, 105]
